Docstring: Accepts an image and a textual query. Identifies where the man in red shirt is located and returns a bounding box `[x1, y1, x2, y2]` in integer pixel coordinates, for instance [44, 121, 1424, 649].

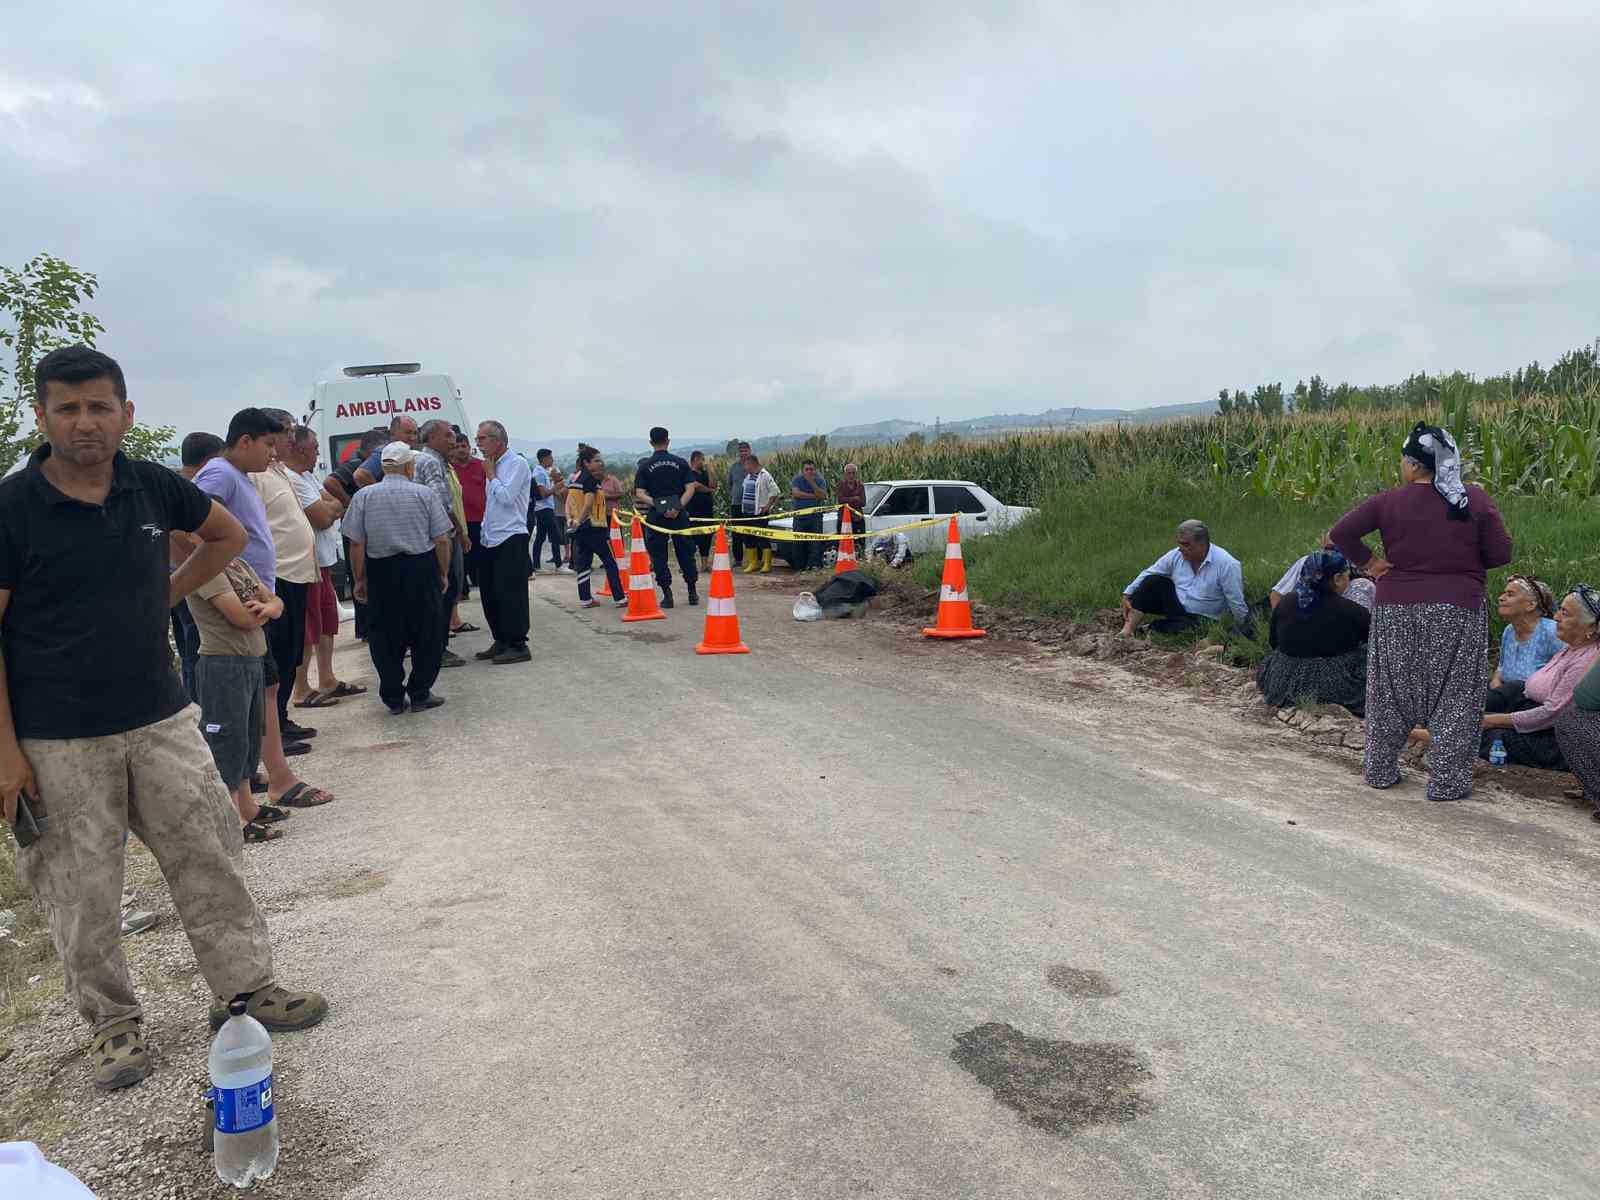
[451, 431, 487, 600]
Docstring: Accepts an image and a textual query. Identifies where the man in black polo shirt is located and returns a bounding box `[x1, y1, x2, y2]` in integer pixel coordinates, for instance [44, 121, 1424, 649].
[633, 425, 700, 608]
[0, 346, 328, 1091]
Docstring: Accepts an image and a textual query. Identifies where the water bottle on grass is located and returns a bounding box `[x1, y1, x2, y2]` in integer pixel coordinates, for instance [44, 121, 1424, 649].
[1488, 735, 1507, 766]
[210, 999, 278, 1188]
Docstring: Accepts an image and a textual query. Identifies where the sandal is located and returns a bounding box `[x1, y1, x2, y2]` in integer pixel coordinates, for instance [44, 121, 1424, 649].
[242, 821, 284, 843]
[325, 681, 368, 698]
[451, 622, 480, 634]
[92, 1019, 151, 1090]
[276, 782, 335, 808]
[253, 804, 292, 825]
[209, 983, 329, 1032]
[294, 690, 341, 709]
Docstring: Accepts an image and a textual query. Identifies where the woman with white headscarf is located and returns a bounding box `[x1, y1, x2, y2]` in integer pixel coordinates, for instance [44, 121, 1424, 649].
[1330, 422, 1513, 801]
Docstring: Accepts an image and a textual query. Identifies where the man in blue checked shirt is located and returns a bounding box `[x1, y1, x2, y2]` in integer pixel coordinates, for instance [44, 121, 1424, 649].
[1119, 518, 1249, 637]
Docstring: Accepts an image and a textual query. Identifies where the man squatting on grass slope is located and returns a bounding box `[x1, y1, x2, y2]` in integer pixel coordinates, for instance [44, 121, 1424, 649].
[0, 346, 326, 1091]
[1119, 518, 1250, 637]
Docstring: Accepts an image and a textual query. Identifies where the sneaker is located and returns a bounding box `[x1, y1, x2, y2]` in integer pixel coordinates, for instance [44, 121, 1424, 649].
[660, 590, 675, 610]
[92, 1019, 151, 1090]
[491, 646, 532, 665]
[411, 695, 446, 711]
[579, 599, 601, 609]
[120, 910, 160, 937]
[282, 740, 312, 757]
[208, 984, 329, 1033]
[281, 721, 318, 740]
[474, 641, 505, 661]
[614, 597, 629, 609]
[558, 564, 576, 574]
[440, 649, 466, 668]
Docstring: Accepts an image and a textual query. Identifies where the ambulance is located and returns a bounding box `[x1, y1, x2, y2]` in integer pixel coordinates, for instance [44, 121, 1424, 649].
[303, 363, 471, 471]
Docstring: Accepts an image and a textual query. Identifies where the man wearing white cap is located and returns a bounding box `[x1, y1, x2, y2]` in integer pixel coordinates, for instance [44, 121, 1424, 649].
[340, 442, 454, 714]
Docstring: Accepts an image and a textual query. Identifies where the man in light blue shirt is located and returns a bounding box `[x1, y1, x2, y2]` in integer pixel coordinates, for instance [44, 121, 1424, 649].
[1120, 519, 1249, 636]
[473, 420, 533, 664]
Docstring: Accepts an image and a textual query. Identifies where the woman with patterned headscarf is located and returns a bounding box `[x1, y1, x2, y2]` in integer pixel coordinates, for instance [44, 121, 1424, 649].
[1478, 586, 1600, 769]
[1490, 574, 1560, 691]
[1554, 600, 1600, 822]
[1330, 422, 1513, 801]
[1257, 549, 1371, 715]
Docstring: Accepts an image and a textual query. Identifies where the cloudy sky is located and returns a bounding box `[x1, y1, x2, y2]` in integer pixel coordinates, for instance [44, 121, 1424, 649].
[4, 1, 1596, 441]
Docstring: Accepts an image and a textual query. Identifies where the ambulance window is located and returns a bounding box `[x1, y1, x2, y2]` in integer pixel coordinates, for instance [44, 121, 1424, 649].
[330, 434, 367, 466]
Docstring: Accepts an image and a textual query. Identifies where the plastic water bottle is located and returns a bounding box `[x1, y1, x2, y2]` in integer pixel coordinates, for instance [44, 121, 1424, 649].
[210, 999, 277, 1188]
[1488, 735, 1507, 766]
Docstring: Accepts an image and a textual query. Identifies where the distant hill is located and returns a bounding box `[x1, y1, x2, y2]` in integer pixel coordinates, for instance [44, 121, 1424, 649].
[828, 401, 1216, 444]
[509, 436, 725, 467]
[516, 401, 1216, 465]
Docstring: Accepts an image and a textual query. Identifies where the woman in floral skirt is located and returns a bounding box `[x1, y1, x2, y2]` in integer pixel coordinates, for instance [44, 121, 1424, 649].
[1330, 422, 1513, 801]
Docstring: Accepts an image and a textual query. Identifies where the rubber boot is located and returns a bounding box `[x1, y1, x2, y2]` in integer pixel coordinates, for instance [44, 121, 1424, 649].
[760, 548, 773, 574]
[742, 548, 760, 573]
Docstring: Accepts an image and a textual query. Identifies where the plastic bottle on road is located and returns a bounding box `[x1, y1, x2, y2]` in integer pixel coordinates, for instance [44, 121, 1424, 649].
[1488, 735, 1507, 766]
[210, 999, 278, 1188]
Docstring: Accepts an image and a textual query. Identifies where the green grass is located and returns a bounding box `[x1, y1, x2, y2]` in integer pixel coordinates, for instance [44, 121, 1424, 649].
[923, 462, 1600, 664]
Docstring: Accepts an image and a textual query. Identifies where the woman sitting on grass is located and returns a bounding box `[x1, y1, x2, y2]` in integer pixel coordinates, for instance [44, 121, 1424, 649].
[1490, 574, 1560, 690]
[1257, 550, 1371, 716]
[1476, 586, 1600, 769]
[1554, 647, 1600, 824]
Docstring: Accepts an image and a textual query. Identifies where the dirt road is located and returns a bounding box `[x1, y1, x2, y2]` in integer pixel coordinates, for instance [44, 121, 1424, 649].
[12, 571, 1600, 1198]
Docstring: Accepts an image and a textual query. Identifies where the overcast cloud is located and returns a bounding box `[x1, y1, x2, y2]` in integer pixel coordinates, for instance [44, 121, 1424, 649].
[3, 1, 1597, 441]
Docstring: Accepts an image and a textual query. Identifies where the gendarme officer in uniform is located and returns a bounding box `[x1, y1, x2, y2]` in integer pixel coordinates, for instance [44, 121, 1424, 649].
[633, 426, 700, 608]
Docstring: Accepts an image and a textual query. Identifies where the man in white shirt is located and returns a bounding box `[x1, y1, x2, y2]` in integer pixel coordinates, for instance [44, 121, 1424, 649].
[1120, 518, 1249, 636]
[473, 420, 533, 664]
[282, 426, 355, 702]
[253, 411, 322, 739]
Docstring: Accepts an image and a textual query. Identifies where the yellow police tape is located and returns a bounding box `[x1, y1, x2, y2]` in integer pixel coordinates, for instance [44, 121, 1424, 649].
[616, 505, 951, 542]
[685, 500, 838, 523]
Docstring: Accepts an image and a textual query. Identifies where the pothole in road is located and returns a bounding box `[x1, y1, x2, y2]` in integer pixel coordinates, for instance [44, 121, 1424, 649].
[951, 1022, 1154, 1136]
[1045, 965, 1119, 998]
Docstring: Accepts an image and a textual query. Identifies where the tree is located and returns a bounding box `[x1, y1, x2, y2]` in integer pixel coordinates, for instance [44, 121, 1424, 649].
[0, 254, 174, 472]
[1251, 382, 1285, 417]
[903, 432, 925, 449]
[1216, 387, 1233, 415]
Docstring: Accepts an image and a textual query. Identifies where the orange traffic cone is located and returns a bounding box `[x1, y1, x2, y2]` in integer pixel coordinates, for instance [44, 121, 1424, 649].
[923, 517, 985, 639]
[622, 516, 666, 622]
[598, 510, 627, 597]
[695, 526, 749, 655]
[834, 506, 859, 575]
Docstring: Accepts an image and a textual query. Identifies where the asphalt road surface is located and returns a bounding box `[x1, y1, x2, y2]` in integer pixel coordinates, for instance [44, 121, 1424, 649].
[247, 576, 1600, 1200]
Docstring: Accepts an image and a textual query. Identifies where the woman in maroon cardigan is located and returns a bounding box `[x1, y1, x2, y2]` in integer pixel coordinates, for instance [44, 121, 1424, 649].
[1330, 422, 1513, 801]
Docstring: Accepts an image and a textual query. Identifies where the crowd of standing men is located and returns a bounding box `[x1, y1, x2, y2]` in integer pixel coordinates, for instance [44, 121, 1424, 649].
[0, 345, 888, 1098]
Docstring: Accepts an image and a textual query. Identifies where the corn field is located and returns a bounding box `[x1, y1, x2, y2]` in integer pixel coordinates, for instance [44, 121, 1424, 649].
[705, 384, 1600, 510]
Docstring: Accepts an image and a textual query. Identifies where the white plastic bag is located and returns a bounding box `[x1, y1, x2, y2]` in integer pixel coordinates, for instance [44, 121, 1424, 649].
[793, 591, 823, 621]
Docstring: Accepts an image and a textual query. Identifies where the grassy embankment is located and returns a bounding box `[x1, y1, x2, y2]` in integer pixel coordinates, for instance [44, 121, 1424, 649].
[724, 394, 1600, 664]
[931, 463, 1600, 663]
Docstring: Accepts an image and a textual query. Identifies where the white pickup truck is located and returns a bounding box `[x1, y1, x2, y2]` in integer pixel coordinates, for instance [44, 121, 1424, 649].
[767, 478, 1035, 563]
